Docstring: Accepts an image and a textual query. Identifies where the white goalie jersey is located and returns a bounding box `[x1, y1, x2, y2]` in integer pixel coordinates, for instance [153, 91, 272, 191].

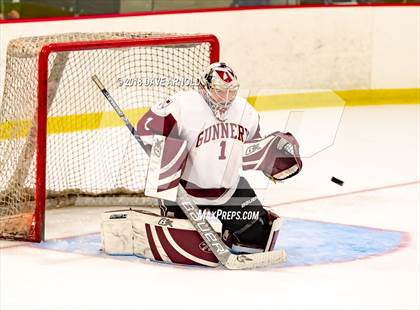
[137, 90, 260, 205]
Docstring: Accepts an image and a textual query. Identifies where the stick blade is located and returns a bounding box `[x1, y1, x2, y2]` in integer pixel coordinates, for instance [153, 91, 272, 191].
[225, 249, 287, 270]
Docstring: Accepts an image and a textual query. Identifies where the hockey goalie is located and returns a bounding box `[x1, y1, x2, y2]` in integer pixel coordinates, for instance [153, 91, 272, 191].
[101, 62, 302, 267]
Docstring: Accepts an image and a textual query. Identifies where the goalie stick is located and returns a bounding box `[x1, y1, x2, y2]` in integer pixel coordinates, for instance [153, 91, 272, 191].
[92, 75, 286, 269]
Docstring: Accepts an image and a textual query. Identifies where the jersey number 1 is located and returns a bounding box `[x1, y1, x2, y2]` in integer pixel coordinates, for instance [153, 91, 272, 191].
[219, 141, 226, 160]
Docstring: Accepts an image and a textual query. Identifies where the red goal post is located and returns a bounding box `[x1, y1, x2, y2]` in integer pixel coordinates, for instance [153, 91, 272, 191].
[0, 32, 220, 242]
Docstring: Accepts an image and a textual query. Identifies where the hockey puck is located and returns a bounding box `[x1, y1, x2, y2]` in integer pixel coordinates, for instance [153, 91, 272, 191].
[331, 176, 344, 186]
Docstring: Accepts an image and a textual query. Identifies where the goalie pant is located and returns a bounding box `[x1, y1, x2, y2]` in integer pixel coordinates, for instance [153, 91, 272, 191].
[161, 177, 280, 252]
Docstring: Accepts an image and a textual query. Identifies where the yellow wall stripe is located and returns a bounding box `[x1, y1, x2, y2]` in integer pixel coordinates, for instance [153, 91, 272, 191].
[1, 88, 418, 141]
[248, 88, 420, 111]
[335, 89, 420, 106]
[0, 107, 149, 140]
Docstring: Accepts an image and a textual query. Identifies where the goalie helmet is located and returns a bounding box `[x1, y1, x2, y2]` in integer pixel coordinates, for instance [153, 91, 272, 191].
[199, 62, 239, 121]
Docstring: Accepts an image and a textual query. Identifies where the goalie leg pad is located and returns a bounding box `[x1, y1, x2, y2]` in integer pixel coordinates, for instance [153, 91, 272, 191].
[265, 210, 282, 252]
[101, 209, 221, 267]
[101, 210, 134, 255]
[229, 210, 282, 254]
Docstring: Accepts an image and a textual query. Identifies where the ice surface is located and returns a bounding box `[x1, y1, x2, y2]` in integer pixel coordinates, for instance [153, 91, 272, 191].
[1, 104, 419, 310]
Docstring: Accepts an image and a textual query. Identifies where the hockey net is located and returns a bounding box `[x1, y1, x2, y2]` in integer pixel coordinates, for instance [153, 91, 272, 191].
[0, 32, 219, 242]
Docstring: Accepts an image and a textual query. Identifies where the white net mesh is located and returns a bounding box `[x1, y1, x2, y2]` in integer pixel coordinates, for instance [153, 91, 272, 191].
[0, 32, 215, 240]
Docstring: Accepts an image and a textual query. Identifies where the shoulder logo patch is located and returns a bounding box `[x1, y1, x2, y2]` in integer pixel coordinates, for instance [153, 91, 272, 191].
[144, 117, 153, 131]
[157, 98, 172, 109]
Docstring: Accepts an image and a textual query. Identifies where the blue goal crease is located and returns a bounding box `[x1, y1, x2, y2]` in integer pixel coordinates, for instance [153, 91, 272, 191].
[32, 217, 407, 268]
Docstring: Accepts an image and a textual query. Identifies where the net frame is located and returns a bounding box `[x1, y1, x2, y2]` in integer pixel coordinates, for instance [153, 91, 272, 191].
[0, 33, 220, 242]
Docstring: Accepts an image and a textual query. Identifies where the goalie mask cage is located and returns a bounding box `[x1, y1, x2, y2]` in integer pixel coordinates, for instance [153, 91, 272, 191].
[0, 32, 219, 242]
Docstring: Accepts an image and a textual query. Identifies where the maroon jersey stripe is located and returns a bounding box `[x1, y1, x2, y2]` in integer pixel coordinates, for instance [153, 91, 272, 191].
[180, 179, 228, 199]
